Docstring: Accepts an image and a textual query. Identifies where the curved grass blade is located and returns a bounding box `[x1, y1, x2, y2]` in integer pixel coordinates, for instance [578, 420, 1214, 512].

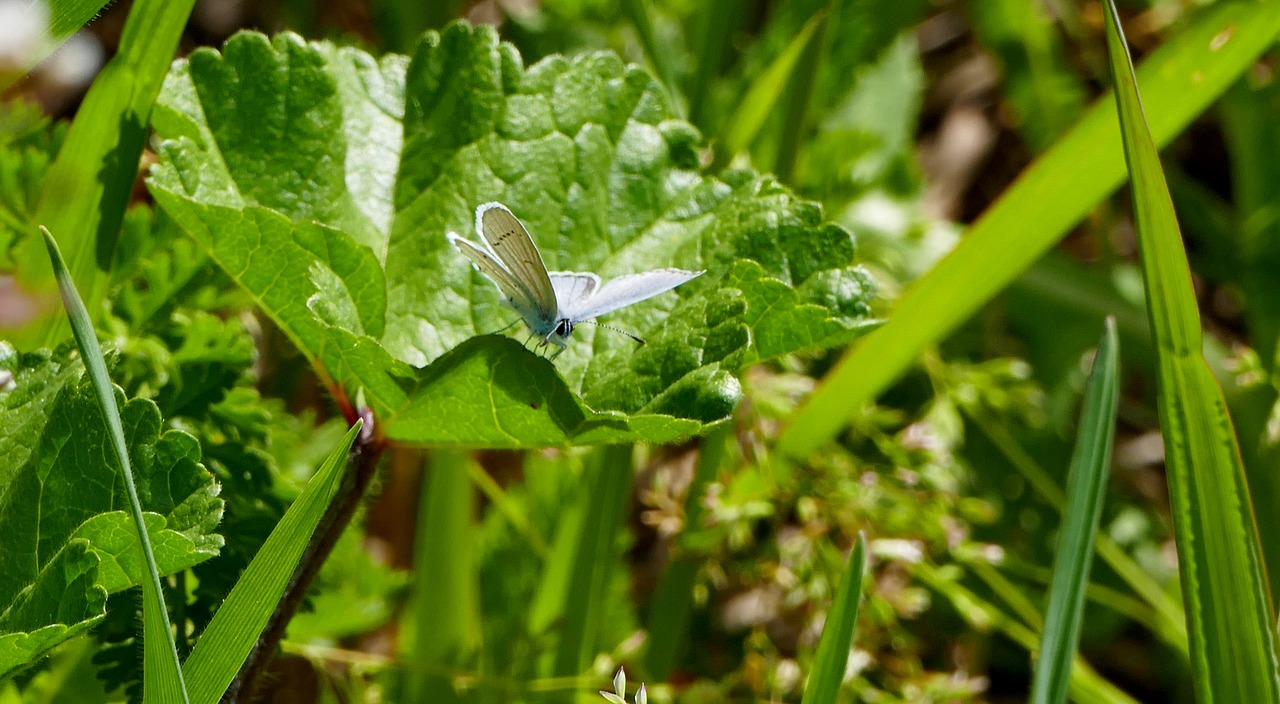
[778, 0, 1280, 457]
[181, 420, 362, 704]
[1100, 2, 1280, 700]
[539, 445, 633, 683]
[800, 533, 867, 704]
[1029, 318, 1119, 704]
[620, 0, 685, 118]
[42, 227, 189, 704]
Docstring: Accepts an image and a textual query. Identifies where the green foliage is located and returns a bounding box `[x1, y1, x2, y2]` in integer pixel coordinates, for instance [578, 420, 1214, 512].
[781, 0, 1280, 456]
[0, 103, 65, 271]
[11, 0, 1280, 701]
[8, 0, 197, 350]
[147, 24, 874, 448]
[0, 342, 222, 679]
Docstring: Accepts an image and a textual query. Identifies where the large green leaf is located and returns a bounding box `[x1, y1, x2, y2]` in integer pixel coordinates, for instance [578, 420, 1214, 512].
[147, 24, 874, 448]
[778, 0, 1280, 456]
[1102, 2, 1280, 700]
[0, 344, 223, 678]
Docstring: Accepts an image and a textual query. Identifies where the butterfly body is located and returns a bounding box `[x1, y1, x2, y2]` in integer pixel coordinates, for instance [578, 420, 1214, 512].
[448, 203, 703, 359]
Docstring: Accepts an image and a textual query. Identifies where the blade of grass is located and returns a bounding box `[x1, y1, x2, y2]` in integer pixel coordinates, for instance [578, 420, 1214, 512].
[1030, 318, 1119, 704]
[714, 11, 825, 170]
[772, 0, 841, 183]
[181, 420, 362, 704]
[550, 445, 633, 682]
[42, 226, 188, 704]
[644, 424, 733, 679]
[406, 449, 479, 704]
[1101, 2, 1280, 699]
[800, 533, 867, 704]
[778, 0, 1280, 457]
[13, 0, 195, 348]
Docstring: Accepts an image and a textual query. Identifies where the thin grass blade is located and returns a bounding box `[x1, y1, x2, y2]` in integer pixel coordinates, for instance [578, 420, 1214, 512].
[42, 227, 188, 704]
[405, 449, 479, 704]
[778, 0, 1280, 457]
[1101, 2, 1280, 700]
[182, 420, 362, 704]
[1029, 318, 1119, 704]
[620, 0, 685, 117]
[549, 445, 633, 682]
[800, 533, 867, 704]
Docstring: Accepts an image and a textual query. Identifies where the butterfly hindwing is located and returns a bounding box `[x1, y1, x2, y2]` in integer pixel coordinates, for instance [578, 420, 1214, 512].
[549, 272, 601, 310]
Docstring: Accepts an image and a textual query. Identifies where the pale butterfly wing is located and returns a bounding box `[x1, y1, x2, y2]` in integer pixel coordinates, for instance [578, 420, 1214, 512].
[549, 272, 600, 310]
[447, 233, 543, 310]
[475, 202, 556, 320]
[560, 268, 704, 322]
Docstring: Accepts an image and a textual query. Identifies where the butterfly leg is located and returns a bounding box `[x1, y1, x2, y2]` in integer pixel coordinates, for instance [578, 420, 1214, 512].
[544, 334, 569, 361]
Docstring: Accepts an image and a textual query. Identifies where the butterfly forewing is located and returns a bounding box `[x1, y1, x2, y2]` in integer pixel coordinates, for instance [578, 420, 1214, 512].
[561, 269, 704, 321]
[448, 234, 537, 307]
[477, 203, 557, 319]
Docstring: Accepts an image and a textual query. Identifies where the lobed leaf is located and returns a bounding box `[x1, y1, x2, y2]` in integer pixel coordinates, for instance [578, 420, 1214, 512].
[147, 24, 874, 448]
[0, 343, 223, 678]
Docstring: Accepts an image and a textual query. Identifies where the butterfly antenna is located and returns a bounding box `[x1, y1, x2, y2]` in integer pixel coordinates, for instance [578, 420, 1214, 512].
[583, 320, 645, 345]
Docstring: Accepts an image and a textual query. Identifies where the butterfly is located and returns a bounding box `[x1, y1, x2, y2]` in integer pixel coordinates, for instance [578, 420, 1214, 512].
[448, 202, 704, 359]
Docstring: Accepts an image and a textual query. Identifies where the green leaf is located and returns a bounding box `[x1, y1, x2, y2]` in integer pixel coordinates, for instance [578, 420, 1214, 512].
[0, 342, 223, 679]
[779, 0, 1280, 456]
[9, 0, 195, 348]
[148, 24, 874, 448]
[1029, 319, 1118, 704]
[182, 421, 361, 704]
[800, 533, 867, 704]
[1101, 2, 1280, 700]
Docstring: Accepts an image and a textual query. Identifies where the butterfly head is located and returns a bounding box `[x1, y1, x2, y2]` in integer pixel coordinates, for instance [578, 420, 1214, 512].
[553, 318, 575, 339]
